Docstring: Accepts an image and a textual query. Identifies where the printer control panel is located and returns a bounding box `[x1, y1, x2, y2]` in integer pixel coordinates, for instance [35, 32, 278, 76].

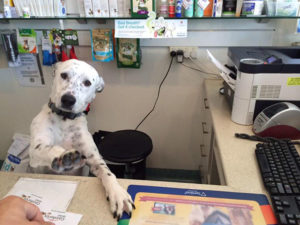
[265, 55, 283, 64]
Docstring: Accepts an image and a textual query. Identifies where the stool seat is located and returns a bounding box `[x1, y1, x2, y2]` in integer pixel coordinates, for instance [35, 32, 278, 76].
[94, 130, 152, 163]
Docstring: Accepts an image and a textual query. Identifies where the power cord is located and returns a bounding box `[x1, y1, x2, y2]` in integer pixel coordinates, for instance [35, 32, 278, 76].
[235, 133, 300, 145]
[181, 62, 220, 78]
[135, 52, 176, 130]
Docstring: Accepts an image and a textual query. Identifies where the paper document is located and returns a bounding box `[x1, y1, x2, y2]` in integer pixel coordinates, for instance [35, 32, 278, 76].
[12, 191, 52, 211]
[7, 190, 82, 225]
[42, 210, 82, 225]
[6, 178, 78, 211]
[206, 50, 236, 90]
[10, 191, 82, 225]
[5, 178, 82, 225]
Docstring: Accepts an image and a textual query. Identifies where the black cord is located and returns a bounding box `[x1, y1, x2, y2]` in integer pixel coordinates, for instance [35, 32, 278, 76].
[235, 133, 300, 145]
[135, 56, 175, 130]
[181, 63, 220, 76]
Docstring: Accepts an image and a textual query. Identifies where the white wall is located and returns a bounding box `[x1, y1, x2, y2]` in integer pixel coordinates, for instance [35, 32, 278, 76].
[0, 14, 297, 170]
[0, 46, 218, 170]
[272, 19, 300, 45]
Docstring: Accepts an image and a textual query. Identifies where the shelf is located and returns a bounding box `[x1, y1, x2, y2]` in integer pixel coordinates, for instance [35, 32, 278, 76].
[0, 16, 300, 20]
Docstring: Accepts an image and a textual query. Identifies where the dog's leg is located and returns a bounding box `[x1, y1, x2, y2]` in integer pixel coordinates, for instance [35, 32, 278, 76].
[30, 134, 87, 172]
[74, 129, 135, 220]
[30, 135, 65, 169]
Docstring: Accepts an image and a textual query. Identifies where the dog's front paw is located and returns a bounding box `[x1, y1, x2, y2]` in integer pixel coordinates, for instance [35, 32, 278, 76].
[51, 150, 86, 172]
[106, 181, 135, 221]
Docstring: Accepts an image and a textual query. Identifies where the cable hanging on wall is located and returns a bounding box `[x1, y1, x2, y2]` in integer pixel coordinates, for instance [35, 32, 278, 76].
[135, 53, 176, 130]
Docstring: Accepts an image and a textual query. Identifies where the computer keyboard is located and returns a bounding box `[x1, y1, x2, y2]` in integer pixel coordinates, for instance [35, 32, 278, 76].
[255, 141, 300, 225]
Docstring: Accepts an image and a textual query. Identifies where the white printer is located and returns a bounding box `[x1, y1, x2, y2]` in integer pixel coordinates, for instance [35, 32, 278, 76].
[211, 47, 300, 125]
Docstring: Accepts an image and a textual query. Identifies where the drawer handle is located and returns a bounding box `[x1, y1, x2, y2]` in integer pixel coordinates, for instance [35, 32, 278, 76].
[200, 144, 207, 157]
[202, 122, 209, 134]
[204, 98, 209, 109]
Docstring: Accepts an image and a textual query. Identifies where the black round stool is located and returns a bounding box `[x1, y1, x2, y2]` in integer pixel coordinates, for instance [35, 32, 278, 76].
[93, 130, 152, 179]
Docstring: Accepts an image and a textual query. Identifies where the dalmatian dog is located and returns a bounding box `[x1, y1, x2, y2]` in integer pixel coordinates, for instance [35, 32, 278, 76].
[29, 59, 134, 220]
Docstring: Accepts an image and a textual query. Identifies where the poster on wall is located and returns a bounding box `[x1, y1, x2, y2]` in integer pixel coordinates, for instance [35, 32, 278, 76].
[115, 12, 187, 39]
[14, 54, 45, 87]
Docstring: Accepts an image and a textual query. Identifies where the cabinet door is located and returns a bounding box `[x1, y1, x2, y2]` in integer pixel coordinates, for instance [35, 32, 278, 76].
[199, 85, 213, 182]
[208, 134, 226, 185]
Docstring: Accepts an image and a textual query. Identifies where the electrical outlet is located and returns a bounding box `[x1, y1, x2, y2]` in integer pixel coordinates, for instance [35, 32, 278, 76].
[169, 46, 198, 58]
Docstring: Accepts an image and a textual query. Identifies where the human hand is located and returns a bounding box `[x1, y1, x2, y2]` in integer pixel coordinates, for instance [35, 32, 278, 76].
[0, 196, 55, 225]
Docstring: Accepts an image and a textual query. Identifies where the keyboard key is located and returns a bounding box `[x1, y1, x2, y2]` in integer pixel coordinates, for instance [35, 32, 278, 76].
[276, 206, 284, 212]
[270, 187, 279, 194]
[283, 180, 289, 185]
[275, 201, 282, 206]
[287, 214, 295, 219]
[279, 214, 288, 224]
[264, 178, 274, 183]
[293, 187, 300, 194]
[256, 153, 271, 173]
[277, 183, 286, 194]
[284, 185, 293, 194]
[263, 172, 273, 178]
[273, 196, 280, 201]
[282, 201, 290, 207]
[266, 182, 276, 187]
[289, 219, 296, 224]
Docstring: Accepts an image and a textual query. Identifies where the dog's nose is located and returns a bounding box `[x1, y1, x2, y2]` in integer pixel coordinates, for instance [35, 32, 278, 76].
[61, 94, 76, 108]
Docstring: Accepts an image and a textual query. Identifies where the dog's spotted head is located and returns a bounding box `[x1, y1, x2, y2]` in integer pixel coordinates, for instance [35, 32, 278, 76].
[50, 59, 104, 113]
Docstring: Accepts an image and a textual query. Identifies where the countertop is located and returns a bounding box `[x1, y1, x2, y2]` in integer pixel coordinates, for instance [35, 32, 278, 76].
[0, 172, 235, 225]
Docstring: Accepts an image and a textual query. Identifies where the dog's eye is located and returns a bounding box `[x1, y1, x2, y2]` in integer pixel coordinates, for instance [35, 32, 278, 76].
[61, 73, 68, 80]
[83, 80, 91, 87]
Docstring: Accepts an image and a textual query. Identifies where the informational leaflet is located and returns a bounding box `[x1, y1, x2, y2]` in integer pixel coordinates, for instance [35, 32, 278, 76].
[115, 13, 187, 39]
[129, 192, 267, 225]
[14, 54, 45, 87]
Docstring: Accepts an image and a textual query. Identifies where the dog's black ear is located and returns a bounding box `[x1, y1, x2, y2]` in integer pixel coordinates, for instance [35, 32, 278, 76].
[96, 76, 105, 93]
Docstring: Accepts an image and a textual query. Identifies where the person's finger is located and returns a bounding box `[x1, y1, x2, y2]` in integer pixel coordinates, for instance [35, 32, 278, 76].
[23, 201, 45, 222]
[28, 221, 55, 225]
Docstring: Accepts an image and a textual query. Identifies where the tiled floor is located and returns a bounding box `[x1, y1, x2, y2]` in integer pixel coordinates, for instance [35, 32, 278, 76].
[146, 168, 202, 184]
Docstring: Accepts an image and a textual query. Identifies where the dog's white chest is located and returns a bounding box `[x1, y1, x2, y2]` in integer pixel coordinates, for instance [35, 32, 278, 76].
[55, 118, 86, 151]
